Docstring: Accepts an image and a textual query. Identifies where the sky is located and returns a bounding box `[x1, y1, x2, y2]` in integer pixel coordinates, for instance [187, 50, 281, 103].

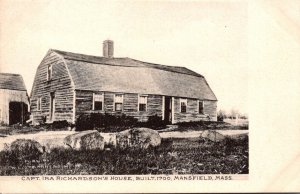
[0, 0, 248, 114]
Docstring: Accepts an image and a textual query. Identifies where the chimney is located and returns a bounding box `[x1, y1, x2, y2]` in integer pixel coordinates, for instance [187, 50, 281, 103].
[103, 40, 114, 58]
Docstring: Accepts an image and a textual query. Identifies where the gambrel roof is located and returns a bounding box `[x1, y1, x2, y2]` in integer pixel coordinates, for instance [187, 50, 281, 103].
[0, 73, 27, 91]
[52, 49, 217, 100]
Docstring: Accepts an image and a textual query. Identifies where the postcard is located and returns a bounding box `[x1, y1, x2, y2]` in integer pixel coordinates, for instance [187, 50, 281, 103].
[0, 0, 299, 193]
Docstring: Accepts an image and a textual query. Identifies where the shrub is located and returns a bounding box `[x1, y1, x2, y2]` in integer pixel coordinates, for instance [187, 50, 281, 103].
[76, 114, 94, 131]
[76, 113, 138, 132]
[51, 120, 71, 129]
[34, 119, 73, 131]
[4, 139, 43, 168]
[178, 120, 205, 127]
[217, 115, 224, 122]
[137, 114, 166, 130]
[147, 115, 166, 128]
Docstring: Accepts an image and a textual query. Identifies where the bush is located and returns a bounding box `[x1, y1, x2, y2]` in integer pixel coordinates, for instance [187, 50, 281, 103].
[217, 115, 224, 122]
[137, 114, 166, 130]
[76, 113, 138, 132]
[2, 139, 43, 168]
[178, 120, 205, 127]
[147, 115, 166, 128]
[51, 120, 71, 129]
[34, 120, 73, 131]
[76, 114, 94, 131]
[76, 113, 168, 131]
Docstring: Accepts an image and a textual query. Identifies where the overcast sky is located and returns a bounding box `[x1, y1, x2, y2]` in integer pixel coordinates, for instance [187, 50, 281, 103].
[0, 0, 248, 114]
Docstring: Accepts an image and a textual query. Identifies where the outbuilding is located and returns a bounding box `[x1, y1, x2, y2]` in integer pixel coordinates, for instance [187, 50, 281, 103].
[0, 73, 29, 125]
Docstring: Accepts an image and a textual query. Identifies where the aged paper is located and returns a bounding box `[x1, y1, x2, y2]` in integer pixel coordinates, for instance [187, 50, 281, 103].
[0, 0, 300, 192]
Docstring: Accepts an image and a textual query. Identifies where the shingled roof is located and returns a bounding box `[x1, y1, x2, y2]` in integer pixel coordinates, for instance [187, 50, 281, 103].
[52, 49, 217, 100]
[0, 73, 27, 91]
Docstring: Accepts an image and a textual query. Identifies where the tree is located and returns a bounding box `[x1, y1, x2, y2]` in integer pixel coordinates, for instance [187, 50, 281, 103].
[217, 109, 226, 121]
[229, 109, 240, 119]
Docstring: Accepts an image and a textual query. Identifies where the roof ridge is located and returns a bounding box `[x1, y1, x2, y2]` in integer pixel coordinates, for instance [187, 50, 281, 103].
[128, 58, 182, 68]
[0, 72, 22, 76]
[52, 49, 126, 60]
[129, 58, 204, 77]
[51, 49, 203, 78]
[128, 58, 203, 77]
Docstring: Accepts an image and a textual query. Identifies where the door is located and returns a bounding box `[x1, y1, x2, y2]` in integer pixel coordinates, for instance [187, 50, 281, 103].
[50, 92, 55, 121]
[164, 96, 172, 123]
[9, 101, 28, 125]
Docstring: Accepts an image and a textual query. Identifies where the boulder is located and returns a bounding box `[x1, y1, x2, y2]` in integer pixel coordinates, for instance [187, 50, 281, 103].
[64, 130, 104, 150]
[229, 133, 248, 140]
[200, 130, 225, 142]
[116, 128, 161, 149]
[101, 133, 117, 147]
[32, 131, 76, 152]
[38, 137, 69, 152]
[9, 139, 44, 153]
[0, 131, 77, 152]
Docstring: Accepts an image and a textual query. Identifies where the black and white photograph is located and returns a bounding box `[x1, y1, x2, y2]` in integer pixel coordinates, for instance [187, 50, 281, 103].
[0, 0, 300, 193]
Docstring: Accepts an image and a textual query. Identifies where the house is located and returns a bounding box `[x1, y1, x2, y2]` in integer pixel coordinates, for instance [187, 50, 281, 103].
[30, 40, 217, 125]
[0, 73, 29, 125]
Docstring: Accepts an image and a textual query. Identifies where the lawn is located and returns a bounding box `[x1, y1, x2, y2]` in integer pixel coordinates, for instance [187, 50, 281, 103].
[0, 136, 248, 175]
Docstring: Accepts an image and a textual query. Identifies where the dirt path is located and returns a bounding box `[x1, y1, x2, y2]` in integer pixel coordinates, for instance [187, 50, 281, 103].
[159, 130, 248, 139]
[0, 131, 76, 151]
[0, 129, 248, 151]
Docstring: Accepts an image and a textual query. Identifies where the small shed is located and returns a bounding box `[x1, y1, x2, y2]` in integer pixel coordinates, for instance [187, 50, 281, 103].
[0, 73, 29, 125]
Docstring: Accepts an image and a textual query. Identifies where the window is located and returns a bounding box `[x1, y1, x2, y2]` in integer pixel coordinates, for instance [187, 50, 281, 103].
[47, 64, 52, 81]
[138, 95, 147, 111]
[199, 101, 204, 114]
[37, 97, 42, 111]
[180, 98, 187, 113]
[93, 93, 104, 110]
[114, 94, 123, 111]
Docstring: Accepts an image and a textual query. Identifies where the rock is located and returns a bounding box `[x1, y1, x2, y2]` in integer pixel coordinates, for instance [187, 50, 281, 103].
[0, 131, 77, 152]
[38, 137, 69, 152]
[64, 130, 104, 150]
[9, 139, 44, 153]
[116, 128, 161, 149]
[33, 132, 76, 152]
[101, 133, 117, 147]
[200, 130, 225, 142]
[229, 133, 248, 140]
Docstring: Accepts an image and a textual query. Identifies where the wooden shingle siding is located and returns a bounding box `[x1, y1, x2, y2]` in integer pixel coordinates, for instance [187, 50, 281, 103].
[104, 92, 114, 112]
[145, 95, 162, 117]
[173, 98, 217, 123]
[204, 100, 217, 121]
[135, 95, 163, 122]
[75, 90, 93, 113]
[75, 91, 162, 122]
[123, 93, 138, 112]
[30, 51, 74, 124]
[75, 91, 216, 123]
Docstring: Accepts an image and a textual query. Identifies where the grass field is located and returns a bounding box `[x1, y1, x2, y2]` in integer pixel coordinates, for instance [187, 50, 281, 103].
[0, 136, 248, 175]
